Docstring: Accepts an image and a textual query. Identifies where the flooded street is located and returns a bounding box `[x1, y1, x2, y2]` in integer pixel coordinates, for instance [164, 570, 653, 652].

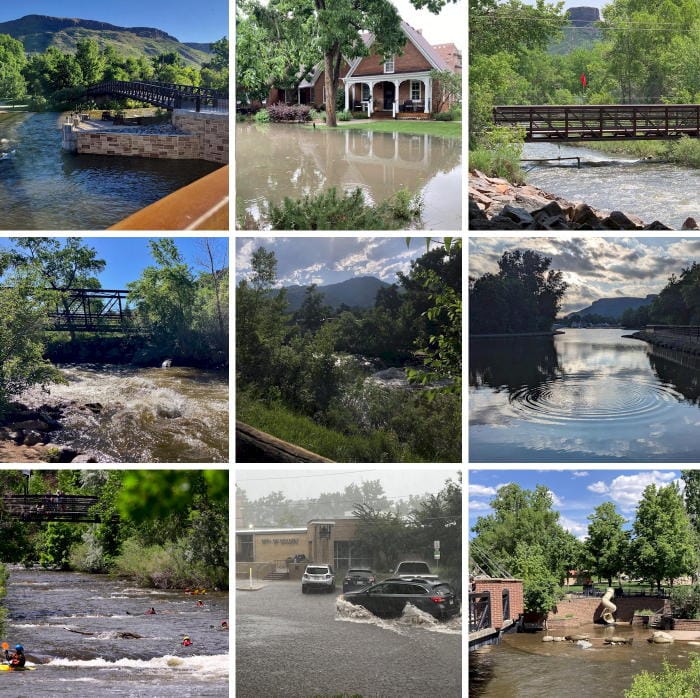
[235, 123, 462, 229]
[470, 328, 700, 462]
[236, 579, 461, 697]
[20, 365, 229, 463]
[0, 113, 219, 230]
[3, 567, 229, 697]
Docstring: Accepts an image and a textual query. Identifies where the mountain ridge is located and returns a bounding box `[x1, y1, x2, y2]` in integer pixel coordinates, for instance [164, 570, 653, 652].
[0, 14, 215, 65]
[566, 294, 657, 320]
[281, 276, 391, 312]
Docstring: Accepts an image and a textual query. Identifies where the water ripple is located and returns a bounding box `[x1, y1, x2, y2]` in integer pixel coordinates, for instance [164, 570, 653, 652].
[508, 373, 682, 425]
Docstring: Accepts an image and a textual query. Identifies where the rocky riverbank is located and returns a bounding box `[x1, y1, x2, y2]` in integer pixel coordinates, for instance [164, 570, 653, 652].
[0, 402, 97, 463]
[629, 330, 700, 356]
[469, 170, 700, 230]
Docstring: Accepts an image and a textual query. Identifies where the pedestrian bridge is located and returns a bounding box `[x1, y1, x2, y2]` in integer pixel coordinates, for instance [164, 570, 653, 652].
[47, 288, 134, 334]
[1, 495, 105, 523]
[494, 104, 700, 141]
[86, 80, 228, 113]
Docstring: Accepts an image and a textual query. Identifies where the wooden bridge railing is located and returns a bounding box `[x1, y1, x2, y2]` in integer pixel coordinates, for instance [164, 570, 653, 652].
[86, 80, 229, 113]
[469, 591, 492, 633]
[494, 104, 700, 141]
[1, 495, 104, 523]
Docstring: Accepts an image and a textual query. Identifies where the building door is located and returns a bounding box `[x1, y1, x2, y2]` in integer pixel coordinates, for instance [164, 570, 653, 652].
[383, 83, 395, 110]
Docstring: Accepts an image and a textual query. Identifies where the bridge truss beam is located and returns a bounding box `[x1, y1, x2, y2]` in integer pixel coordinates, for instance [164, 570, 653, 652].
[47, 288, 135, 334]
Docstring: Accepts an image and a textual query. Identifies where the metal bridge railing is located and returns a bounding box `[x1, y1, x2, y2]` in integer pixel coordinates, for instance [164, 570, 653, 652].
[469, 591, 492, 633]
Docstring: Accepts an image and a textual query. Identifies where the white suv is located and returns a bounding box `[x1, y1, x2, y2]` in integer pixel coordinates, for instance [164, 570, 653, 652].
[302, 564, 336, 593]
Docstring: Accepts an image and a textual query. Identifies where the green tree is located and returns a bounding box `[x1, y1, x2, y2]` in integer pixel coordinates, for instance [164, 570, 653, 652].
[511, 541, 562, 613]
[0, 34, 27, 98]
[75, 38, 105, 85]
[585, 502, 629, 587]
[294, 284, 331, 335]
[352, 503, 412, 571]
[38, 522, 83, 569]
[127, 239, 196, 357]
[631, 483, 697, 592]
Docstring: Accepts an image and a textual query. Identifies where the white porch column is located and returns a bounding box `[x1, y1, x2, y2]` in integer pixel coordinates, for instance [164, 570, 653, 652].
[393, 79, 400, 118]
[422, 78, 431, 113]
[367, 80, 375, 116]
[344, 81, 350, 111]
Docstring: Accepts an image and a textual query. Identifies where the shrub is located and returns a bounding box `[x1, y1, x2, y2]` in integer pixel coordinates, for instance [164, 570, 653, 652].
[266, 102, 311, 122]
[352, 111, 369, 119]
[337, 110, 352, 121]
[268, 187, 423, 230]
[449, 106, 462, 120]
[625, 656, 700, 697]
[309, 108, 326, 122]
[671, 136, 700, 168]
[434, 111, 454, 121]
[254, 108, 270, 123]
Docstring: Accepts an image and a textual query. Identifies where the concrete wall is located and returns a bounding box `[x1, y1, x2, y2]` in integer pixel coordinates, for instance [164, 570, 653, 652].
[76, 132, 201, 159]
[172, 111, 228, 164]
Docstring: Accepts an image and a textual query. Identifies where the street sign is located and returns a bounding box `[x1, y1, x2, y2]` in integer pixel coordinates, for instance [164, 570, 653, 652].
[434, 551, 441, 559]
[434, 540, 440, 550]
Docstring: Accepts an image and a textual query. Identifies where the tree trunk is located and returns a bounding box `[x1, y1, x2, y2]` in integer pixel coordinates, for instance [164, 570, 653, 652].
[324, 46, 341, 127]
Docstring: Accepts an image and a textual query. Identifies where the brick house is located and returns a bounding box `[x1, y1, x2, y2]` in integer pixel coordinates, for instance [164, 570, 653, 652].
[268, 22, 461, 116]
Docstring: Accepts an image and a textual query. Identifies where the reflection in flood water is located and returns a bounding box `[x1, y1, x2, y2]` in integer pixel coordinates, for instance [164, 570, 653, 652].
[470, 328, 700, 462]
[235, 122, 461, 229]
[471, 624, 693, 697]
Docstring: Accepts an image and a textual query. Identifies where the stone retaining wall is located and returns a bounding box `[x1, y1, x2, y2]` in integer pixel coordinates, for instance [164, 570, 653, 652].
[547, 595, 668, 627]
[173, 111, 228, 164]
[77, 132, 201, 159]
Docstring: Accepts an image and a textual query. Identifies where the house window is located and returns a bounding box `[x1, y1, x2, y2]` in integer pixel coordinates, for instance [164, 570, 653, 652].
[411, 81, 422, 101]
[361, 84, 370, 101]
[238, 534, 254, 562]
[384, 56, 395, 74]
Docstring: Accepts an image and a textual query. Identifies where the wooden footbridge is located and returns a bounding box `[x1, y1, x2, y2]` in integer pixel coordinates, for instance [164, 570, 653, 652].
[494, 104, 700, 141]
[47, 288, 134, 334]
[85, 80, 228, 113]
[1, 495, 104, 523]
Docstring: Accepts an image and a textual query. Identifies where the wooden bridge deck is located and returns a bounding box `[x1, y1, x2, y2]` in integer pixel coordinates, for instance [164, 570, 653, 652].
[1, 495, 105, 523]
[494, 104, 700, 141]
[86, 80, 228, 113]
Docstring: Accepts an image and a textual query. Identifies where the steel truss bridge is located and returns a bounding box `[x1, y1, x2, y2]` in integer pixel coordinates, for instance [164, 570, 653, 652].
[48, 288, 134, 334]
[1, 495, 106, 523]
[494, 104, 700, 142]
[86, 80, 228, 112]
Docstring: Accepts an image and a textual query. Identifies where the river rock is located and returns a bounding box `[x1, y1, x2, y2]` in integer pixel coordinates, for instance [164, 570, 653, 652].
[649, 631, 674, 643]
[71, 454, 98, 463]
[565, 634, 590, 641]
[42, 443, 79, 463]
[10, 419, 53, 432]
[576, 640, 593, 649]
[84, 402, 103, 413]
[542, 635, 554, 642]
[23, 430, 44, 446]
[682, 217, 700, 230]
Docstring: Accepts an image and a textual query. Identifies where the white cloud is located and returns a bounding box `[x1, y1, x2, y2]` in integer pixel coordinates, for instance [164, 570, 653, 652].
[572, 471, 589, 478]
[558, 515, 588, 540]
[469, 484, 497, 497]
[588, 481, 609, 494]
[606, 471, 678, 512]
[468, 500, 491, 511]
[548, 489, 563, 507]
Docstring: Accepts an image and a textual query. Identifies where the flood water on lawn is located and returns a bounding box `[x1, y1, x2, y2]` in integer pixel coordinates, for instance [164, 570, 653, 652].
[235, 122, 462, 229]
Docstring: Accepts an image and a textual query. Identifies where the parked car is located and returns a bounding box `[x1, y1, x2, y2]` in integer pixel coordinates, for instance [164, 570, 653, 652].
[393, 561, 439, 580]
[301, 564, 336, 593]
[342, 568, 376, 593]
[343, 578, 460, 620]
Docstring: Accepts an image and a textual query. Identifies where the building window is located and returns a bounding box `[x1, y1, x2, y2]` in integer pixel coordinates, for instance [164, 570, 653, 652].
[319, 524, 332, 539]
[361, 84, 370, 101]
[384, 56, 395, 74]
[411, 81, 422, 101]
[238, 534, 254, 562]
[334, 540, 372, 570]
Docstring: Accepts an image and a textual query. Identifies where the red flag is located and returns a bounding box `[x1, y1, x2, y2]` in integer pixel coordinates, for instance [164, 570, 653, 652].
[580, 73, 587, 88]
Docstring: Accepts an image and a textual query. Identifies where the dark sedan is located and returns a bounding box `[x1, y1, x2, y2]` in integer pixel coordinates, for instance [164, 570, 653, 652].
[343, 578, 460, 620]
[342, 568, 376, 593]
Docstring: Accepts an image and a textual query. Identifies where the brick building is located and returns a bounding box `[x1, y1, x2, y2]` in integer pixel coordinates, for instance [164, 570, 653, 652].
[471, 578, 524, 630]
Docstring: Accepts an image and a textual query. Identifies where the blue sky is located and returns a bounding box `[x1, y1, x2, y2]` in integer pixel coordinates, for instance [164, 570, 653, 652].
[469, 469, 685, 540]
[236, 237, 447, 287]
[0, 237, 229, 289]
[469, 237, 700, 316]
[0, 1, 228, 43]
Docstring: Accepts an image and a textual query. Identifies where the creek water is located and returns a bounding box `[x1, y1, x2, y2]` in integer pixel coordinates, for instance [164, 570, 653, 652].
[20, 365, 229, 463]
[522, 141, 700, 228]
[470, 328, 700, 462]
[235, 122, 462, 229]
[0, 112, 219, 230]
[2, 567, 228, 697]
[470, 624, 693, 697]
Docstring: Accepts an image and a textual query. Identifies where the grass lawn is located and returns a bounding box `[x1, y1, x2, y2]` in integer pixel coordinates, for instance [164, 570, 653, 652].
[317, 119, 461, 138]
[237, 395, 424, 463]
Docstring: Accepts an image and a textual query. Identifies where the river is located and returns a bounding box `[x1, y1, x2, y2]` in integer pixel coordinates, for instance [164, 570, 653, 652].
[0, 112, 219, 230]
[470, 328, 700, 462]
[235, 122, 462, 229]
[1, 567, 228, 697]
[20, 365, 229, 463]
[470, 623, 691, 697]
[522, 142, 700, 228]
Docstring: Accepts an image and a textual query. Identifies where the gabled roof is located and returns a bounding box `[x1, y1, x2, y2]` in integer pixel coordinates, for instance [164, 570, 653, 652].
[346, 21, 453, 77]
[432, 43, 462, 72]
